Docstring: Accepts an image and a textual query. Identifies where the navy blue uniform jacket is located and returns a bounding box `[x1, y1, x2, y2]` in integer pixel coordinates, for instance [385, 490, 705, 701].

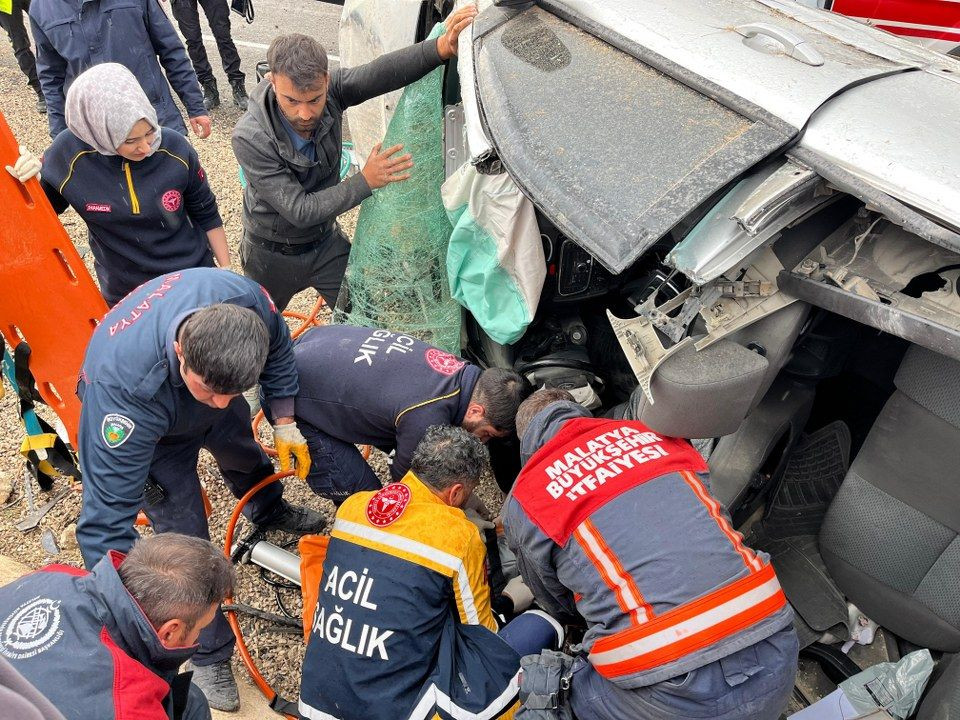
[0, 553, 197, 720]
[28, 0, 205, 137]
[293, 325, 481, 481]
[75, 268, 298, 567]
[41, 128, 221, 305]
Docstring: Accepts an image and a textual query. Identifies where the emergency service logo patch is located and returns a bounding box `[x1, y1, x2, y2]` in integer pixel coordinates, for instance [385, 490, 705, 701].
[0, 596, 64, 660]
[101, 414, 135, 449]
[365, 483, 411, 527]
[424, 348, 466, 376]
[161, 189, 182, 212]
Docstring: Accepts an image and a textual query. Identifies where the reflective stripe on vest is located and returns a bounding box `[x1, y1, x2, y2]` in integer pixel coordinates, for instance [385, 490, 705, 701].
[588, 563, 786, 678]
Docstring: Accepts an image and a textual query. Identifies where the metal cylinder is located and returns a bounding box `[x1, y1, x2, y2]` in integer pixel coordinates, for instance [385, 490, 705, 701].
[247, 540, 302, 586]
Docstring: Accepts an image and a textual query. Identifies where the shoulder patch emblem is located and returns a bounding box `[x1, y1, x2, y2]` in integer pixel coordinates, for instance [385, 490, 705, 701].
[0, 596, 64, 660]
[102, 414, 135, 449]
[161, 189, 182, 212]
[365, 483, 411, 527]
[424, 348, 466, 376]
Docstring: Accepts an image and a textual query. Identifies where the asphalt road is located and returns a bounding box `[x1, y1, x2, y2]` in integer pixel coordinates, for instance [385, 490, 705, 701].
[161, 0, 345, 94]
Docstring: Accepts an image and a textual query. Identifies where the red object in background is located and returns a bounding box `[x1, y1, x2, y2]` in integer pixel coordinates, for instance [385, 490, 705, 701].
[0, 110, 109, 447]
[832, 0, 960, 42]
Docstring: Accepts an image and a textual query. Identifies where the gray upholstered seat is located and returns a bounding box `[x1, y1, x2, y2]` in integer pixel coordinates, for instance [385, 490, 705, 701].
[820, 345, 960, 652]
[919, 653, 960, 720]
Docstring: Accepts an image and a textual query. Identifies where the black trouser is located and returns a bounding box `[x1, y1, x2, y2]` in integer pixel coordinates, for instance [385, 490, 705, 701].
[170, 0, 244, 86]
[240, 225, 351, 312]
[0, 0, 40, 94]
[143, 396, 283, 665]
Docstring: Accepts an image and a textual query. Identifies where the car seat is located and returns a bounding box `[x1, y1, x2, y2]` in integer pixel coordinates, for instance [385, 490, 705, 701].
[918, 653, 960, 720]
[819, 345, 960, 652]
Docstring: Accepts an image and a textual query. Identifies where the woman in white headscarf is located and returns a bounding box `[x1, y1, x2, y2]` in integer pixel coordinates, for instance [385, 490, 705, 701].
[5, 63, 230, 305]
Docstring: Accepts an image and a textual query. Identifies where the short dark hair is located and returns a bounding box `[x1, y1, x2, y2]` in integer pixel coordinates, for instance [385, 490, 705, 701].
[267, 34, 329, 91]
[470, 368, 533, 434]
[515, 388, 576, 441]
[410, 425, 489, 492]
[118, 533, 235, 630]
[178, 304, 269, 394]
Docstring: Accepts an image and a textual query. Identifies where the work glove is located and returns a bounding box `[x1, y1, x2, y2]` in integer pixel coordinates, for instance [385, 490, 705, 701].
[464, 506, 495, 533]
[273, 421, 311, 480]
[502, 575, 535, 612]
[5, 145, 41, 183]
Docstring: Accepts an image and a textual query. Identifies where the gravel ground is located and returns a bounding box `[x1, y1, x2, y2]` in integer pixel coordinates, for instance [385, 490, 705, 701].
[0, 48, 504, 702]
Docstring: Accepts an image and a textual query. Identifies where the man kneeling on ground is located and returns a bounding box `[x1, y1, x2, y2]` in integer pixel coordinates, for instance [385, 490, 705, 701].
[503, 389, 799, 720]
[0, 533, 234, 720]
[298, 425, 563, 720]
[281, 324, 532, 505]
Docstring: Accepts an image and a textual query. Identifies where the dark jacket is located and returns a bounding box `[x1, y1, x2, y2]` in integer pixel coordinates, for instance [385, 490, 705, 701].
[504, 407, 794, 688]
[28, 0, 205, 137]
[0, 553, 198, 720]
[231, 38, 443, 246]
[292, 324, 480, 480]
[40, 128, 221, 305]
[75, 268, 298, 567]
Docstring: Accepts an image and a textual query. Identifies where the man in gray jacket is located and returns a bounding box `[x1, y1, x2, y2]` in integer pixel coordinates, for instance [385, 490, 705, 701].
[231, 6, 477, 312]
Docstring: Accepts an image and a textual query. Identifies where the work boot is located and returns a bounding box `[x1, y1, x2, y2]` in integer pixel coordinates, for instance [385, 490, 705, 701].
[34, 90, 46, 114]
[188, 659, 239, 712]
[202, 80, 220, 111]
[257, 499, 325, 535]
[231, 81, 248, 111]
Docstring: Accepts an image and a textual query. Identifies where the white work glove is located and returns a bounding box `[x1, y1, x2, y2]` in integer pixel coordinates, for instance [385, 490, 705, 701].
[464, 507, 495, 532]
[502, 575, 535, 612]
[5, 145, 41, 183]
[464, 491, 490, 517]
[273, 421, 311, 480]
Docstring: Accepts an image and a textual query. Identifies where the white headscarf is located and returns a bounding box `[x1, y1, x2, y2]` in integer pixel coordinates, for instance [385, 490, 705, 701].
[65, 63, 162, 156]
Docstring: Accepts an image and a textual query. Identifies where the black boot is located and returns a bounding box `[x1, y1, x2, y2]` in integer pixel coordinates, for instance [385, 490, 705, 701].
[256, 499, 325, 535]
[33, 88, 46, 114]
[202, 80, 220, 110]
[231, 80, 248, 111]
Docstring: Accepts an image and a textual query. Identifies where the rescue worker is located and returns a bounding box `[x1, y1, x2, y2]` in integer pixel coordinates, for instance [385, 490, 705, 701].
[231, 5, 477, 312]
[75, 267, 319, 712]
[0, 533, 232, 720]
[503, 389, 799, 720]
[284, 324, 532, 504]
[299, 425, 563, 720]
[5, 64, 229, 307]
[28, 0, 210, 139]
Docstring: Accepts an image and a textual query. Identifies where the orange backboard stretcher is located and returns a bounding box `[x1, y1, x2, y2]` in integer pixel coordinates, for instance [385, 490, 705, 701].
[0, 110, 108, 448]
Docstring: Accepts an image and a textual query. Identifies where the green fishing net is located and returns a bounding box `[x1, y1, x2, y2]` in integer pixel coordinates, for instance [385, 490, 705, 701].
[335, 23, 461, 353]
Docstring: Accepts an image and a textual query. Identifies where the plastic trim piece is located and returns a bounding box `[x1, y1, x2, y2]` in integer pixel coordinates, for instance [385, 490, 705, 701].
[778, 270, 960, 363]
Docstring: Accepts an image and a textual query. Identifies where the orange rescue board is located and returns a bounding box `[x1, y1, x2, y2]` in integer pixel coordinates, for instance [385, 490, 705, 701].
[0, 110, 108, 447]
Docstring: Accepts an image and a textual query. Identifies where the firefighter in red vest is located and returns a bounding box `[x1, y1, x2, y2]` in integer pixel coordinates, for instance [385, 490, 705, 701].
[502, 389, 798, 720]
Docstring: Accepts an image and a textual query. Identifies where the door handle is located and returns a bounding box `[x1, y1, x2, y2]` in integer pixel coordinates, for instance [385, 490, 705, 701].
[735, 22, 825, 66]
